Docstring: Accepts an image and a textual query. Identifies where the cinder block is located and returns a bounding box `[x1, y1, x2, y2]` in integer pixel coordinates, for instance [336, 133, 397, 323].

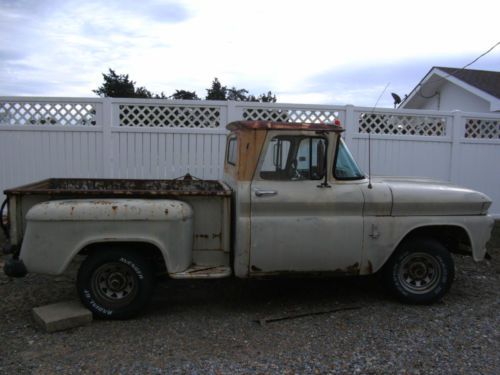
[32, 301, 92, 332]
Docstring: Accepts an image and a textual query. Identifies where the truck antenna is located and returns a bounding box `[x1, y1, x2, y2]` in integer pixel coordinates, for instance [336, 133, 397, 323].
[367, 82, 390, 189]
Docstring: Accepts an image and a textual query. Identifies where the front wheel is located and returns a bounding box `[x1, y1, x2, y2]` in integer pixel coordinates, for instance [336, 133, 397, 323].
[383, 238, 455, 304]
[77, 249, 154, 319]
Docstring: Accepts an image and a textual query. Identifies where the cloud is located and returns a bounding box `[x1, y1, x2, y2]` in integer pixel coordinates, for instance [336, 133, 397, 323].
[0, 79, 66, 96]
[135, 1, 190, 23]
[0, 0, 498, 104]
[0, 49, 26, 61]
[282, 52, 500, 107]
[0, 0, 193, 96]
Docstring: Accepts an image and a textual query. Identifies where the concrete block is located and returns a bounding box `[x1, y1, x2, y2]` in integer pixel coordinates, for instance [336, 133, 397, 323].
[32, 301, 92, 332]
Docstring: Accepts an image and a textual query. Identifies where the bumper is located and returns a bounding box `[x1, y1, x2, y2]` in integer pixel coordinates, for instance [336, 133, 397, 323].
[3, 258, 27, 278]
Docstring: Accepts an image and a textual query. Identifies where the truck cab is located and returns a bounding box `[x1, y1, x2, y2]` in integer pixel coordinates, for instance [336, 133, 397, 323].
[224, 120, 367, 278]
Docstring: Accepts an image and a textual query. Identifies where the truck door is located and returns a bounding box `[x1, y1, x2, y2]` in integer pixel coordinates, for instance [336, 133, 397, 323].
[249, 132, 365, 274]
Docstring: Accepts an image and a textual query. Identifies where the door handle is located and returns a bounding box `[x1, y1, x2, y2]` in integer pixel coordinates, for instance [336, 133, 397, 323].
[254, 189, 277, 197]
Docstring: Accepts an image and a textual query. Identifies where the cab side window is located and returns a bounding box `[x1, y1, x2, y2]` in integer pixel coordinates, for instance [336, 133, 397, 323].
[226, 136, 237, 165]
[260, 135, 327, 180]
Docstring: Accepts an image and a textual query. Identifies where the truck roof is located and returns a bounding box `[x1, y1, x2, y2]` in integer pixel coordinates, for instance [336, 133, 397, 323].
[226, 120, 344, 132]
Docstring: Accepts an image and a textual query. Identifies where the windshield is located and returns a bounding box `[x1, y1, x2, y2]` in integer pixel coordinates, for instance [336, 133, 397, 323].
[334, 139, 365, 180]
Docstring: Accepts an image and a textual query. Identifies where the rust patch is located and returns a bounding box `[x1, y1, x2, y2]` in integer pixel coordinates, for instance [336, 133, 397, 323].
[227, 120, 344, 132]
[366, 261, 373, 274]
[250, 263, 360, 277]
[194, 233, 222, 240]
[187, 266, 219, 274]
[5, 178, 232, 197]
[111, 205, 118, 211]
[235, 129, 267, 181]
[344, 262, 360, 275]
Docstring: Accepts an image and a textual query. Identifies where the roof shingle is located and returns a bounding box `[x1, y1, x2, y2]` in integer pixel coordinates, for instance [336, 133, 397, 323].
[436, 67, 500, 99]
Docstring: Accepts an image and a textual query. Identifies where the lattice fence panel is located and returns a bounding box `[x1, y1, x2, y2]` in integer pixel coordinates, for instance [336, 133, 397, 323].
[0, 102, 97, 126]
[465, 118, 500, 139]
[243, 108, 339, 124]
[358, 113, 446, 136]
[119, 105, 221, 128]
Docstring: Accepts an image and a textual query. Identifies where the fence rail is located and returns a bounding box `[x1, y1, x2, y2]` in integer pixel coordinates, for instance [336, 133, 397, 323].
[1, 97, 499, 215]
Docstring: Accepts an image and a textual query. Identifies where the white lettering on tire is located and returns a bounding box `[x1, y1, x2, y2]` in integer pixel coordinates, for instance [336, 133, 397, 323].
[83, 289, 113, 316]
[119, 257, 144, 279]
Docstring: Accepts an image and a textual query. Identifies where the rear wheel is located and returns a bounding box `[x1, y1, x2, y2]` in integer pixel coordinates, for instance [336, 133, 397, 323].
[383, 238, 454, 304]
[77, 249, 154, 319]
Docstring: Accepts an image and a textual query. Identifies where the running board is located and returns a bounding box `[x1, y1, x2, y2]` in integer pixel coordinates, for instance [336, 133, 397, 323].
[169, 265, 232, 279]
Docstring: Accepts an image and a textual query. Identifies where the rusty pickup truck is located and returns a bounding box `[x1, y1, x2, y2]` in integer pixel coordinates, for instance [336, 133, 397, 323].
[2, 120, 495, 318]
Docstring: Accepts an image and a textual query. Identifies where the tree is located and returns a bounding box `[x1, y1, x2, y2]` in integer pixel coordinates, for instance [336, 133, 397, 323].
[205, 78, 227, 100]
[133, 86, 153, 99]
[171, 90, 200, 100]
[94, 71, 278, 102]
[247, 91, 277, 103]
[205, 77, 277, 102]
[94, 69, 136, 98]
[257, 91, 277, 103]
[94, 69, 166, 98]
[227, 87, 249, 101]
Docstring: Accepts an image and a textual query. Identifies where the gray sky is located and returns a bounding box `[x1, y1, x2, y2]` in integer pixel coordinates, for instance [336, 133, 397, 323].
[1, 0, 499, 107]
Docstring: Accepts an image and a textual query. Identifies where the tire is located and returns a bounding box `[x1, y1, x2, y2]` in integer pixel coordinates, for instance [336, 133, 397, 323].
[383, 237, 454, 304]
[77, 248, 154, 319]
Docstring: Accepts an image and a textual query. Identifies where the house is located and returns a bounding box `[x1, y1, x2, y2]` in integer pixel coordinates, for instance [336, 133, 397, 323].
[400, 67, 500, 112]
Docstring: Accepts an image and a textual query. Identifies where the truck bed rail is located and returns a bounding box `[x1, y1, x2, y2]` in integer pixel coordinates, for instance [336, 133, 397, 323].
[4, 178, 232, 197]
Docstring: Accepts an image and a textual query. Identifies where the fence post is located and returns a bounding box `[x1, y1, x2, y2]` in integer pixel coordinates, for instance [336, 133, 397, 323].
[226, 101, 243, 124]
[102, 98, 113, 178]
[449, 110, 463, 183]
[344, 105, 355, 146]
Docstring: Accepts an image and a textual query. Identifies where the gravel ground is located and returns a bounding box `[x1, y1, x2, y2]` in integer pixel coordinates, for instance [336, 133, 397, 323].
[1, 224, 499, 375]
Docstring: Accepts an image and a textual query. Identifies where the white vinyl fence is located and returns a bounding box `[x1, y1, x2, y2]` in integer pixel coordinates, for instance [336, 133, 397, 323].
[1, 97, 499, 216]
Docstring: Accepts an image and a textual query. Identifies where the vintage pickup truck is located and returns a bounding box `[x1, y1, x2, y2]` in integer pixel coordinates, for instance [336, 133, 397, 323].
[2, 120, 495, 319]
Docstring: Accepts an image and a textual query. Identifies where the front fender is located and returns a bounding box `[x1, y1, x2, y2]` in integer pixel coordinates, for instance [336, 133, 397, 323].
[361, 215, 494, 274]
[19, 199, 193, 275]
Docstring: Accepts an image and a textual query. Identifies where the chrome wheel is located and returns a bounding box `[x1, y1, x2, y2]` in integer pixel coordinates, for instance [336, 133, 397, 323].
[398, 252, 441, 294]
[91, 262, 138, 308]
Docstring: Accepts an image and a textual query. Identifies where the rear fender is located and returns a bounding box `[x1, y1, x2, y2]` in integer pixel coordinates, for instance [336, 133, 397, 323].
[18, 199, 194, 275]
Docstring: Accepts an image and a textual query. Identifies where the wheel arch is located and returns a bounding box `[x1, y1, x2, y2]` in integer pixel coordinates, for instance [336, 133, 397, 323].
[77, 240, 168, 274]
[394, 224, 472, 256]
[371, 224, 472, 275]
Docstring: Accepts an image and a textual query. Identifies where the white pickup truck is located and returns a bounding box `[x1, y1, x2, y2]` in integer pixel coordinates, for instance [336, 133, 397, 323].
[2, 120, 494, 319]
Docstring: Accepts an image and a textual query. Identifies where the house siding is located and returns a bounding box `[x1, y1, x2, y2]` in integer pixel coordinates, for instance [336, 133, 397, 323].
[408, 81, 490, 112]
[438, 82, 490, 112]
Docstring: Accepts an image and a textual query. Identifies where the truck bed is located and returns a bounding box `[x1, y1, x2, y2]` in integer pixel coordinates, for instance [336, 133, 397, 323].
[5, 178, 232, 262]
